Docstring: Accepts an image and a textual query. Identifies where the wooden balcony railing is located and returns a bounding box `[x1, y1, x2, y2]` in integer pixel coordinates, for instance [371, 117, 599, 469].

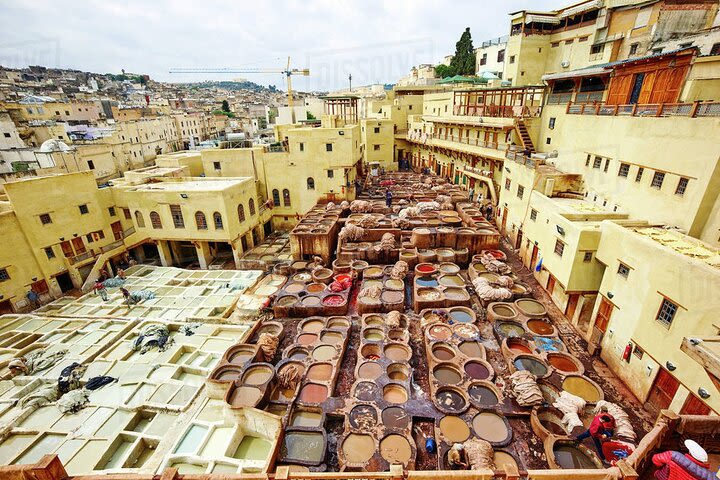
[406, 132, 504, 152]
[100, 239, 125, 253]
[566, 101, 720, 118]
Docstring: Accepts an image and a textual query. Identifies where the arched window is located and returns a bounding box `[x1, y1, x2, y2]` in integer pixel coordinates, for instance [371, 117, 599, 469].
[195, 211, 207, 230]
[283, 189, 291, 207]
[134, 211, 145, 228]
[307, 177, 315, 190]
[213, 212, 223, 229]
[150, 211, 162, 229]
[272, 189, 280, 206]
[249, 198, 255, 216]
[238, 204, 245, 222]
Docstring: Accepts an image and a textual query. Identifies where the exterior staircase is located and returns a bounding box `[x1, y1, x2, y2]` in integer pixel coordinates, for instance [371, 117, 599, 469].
[515, 119, 536, 154]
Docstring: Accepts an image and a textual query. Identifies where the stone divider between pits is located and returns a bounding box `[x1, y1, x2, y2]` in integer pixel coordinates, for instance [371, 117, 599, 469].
[357, 265, 406, 314]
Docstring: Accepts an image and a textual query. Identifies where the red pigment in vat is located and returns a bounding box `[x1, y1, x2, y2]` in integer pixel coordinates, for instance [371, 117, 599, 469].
[323, 295, 344, 306]
[464, 361, 490, 379]
[417, 264, 435, 273]
[509, 341, 532, 354]
[335, 274, 352, 283]
[297, 333, 317, 345]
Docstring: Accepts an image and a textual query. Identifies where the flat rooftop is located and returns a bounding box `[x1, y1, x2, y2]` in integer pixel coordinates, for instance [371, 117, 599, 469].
[128, 177, 249, 192]
[630, 226, 720, 268]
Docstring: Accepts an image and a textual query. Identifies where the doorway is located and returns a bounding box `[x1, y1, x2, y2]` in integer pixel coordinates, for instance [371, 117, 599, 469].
[646, 368, 680, 414]
[629, 73, 645, 104]
[264, 220, 272, 237]
[566, 294, 580, 321]
[0, 300, 13, 315]
[55, 272, 74, 293]
[515, 230, 523, 251]
[530, 244, 539, 271]
[111, 221, 123, 241]
[680, 394, 711, 415]
[546, 275, 556, 295]
[593, 297, 613, 334]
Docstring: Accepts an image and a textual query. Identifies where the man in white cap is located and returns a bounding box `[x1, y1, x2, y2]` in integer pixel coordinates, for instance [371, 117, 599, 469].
[652, 439, 714, 480]
[448, 443, 468, 470]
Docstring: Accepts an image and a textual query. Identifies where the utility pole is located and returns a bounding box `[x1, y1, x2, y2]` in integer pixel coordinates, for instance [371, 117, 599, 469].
[349, 73, 352, 92]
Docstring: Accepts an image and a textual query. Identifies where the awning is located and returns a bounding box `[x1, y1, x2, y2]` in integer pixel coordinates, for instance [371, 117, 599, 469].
[558, 0, 601, 18]
[525, 13, 561, 24]
[542, 66, 610, 82]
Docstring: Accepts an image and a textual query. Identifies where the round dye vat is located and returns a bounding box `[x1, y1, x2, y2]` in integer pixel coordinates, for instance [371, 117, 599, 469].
[288, 347, 308, 360]
[225, 347, 255, 365]
[416, 263, 437, 275]
[417, 287, 441, 300]
[312, 345, 337, 361]
[228, 385, 262, 407]
[364, 266, 384, 278]
[506, 338, 532, 354]
[464, 361, 491, 380]
[527, 319, 555, 336]
[449, 308, 474, 324]
[515, 298, 547, 317]
[242, 365, 274, 386]
[553, 444, 600, 469]
[363, 315, 383, 327]
[276, 295, 297, 307]
[354, 382, 380, 401]
[388, 329, 408, 343]
[432, 343, 456, 361]
[547, 353, 581, 374]
[313, 268, 333, 280]
[361, 344, 381, 360]
[428, 324, 452, 341]
[212, 365, 242, 381]
[380, 434, 413, 464]
[363, 279, 383, 291]
[381, 290, 404, 304]
[496, 321, 525, 337]
[385, 279, 404, 290]
[382, 406, 410, 429]
[349, 404, 378, 429]
[537, 408, 568, 435]
[453, 323, 479, 339]
[479, 272, 500, 283]
[342, 434, 375, 464]
[458, 341, 484, 359]
[320, 331, 343, 345]
[357, 361, 383, 380]
[433, 365, 462, 385]
[384, 343, 411, 362]
[439, 416, 470, 443]
[469, 383, 499, 406]
[439, 275, 464, 287]
[416, 277, 439, 288]
[334, 274, 352, 284]
[538, 382, 561, 404]
[285, 283, 305, 294]
[383, 384, 408, 404]
[297, 333, 317, 346]
[387, 363, 410, 382]
[363, 328, 384, 342]
[300, 319, 324, 333]
[562, 376, 602, 403]
[439, 263, 460, 274]
[327, 317, 350, 329]
[292, 272, 312, 283]
[513, 356, 548, 377]
[306, 283, 326, 293]
[534, 336, 565, 353]
[493, 451, 519, 472]
[472, 412, 510, 443]
[298, 383, 328, 404]
[302, 296, 321, 307]
[435, 388, 467, 413]
[444, 288, 469, 301]
[323, 295, 345, 307]
[306, 363, 332, 381]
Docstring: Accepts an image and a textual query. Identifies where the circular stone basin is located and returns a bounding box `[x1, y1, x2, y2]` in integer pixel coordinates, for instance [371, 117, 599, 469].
[527, 319, 555, 336]
[547, 353, 582, 374]
[312, 345, 337, 361]
[416, 277, 440, 288]
[387, 363, 410, 382]
[327, 317, 351, 329]
[363, 328, 384, 341]
[506, 337, 533, 354]
[432, 343, 456, 361]
[479, 272, 500, 283]
[323, 295, 345, 307]
[435, 387, 467, 413]
[363, 315, 383, 327]
[439, 416, 470, 443]
[464, 360, 491, 380]
[300, 319, 324, 333]
[472, 412, 511, 443]
[298, 383, 328, 403]
[453, 323, 479, 339]
[553, 443, 601, 469]
[291, 261, 308, 270]
[515, 298, 547, 317]
[385, 279, 404, 290]
[349, 404, 378, 429]
[537, 407, 568, 435]
[382, 406, 410, 429]
[287, 347, 308, 360]
[241, 365, 274, 386]
[319, 331, 343, 345]
[313, 268, 333, 279]
[562, 376, 602, 403]
[342, 434, 375, 464]
[534, 336, 565, 353]
[302, 295, 321, 307]
[381, 290, 404, 304]
[276, 295, 297, 307]
[285, 283, 305, 294]
[292, 272, 312, 283]
[361, 343, 381, 360]
[388, 329, 408, 343]
[383, 384, 408, 404]
[417, 287, 441, 301]
[496, 321, 526, 338]
[211, 365, 242, 381]
[354, 382, 379, 401]
[364, 266, 384, 278]
[469, 382, 499, 406]
[449, 308, 474, 324]
[334, 274, 352, 283]
[306, 283, 326, 293]
[439, 275, 464, 287]
[493, 451, 519, 472]
[427, 324, 452, 341]
[306, 363, 332, 381]
[228, 385, 263, 407]
[357, 361, 383, 380]
[444, 288, 470, 301]
[416, 263, 437, 275]
[433, 364, 462, 385]
[458, 341, 484, 359]
[380, 434, 413, 465]
[297, 333, 317, 345]
[384, 343, 411, 362]
[439, 263, 460, 274]
[513, 355, 549, 377]
[490, 303, 517, 319]
[539, 381, 561, 404]
[363, 279, 383, 290]
[225, 346, 255, 365]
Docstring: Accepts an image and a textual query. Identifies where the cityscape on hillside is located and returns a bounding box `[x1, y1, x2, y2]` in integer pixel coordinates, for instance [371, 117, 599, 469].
[0, 1, 719, 479]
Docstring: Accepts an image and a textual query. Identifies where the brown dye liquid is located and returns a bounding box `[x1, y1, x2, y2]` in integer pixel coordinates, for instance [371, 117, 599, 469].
[229, 386, 262, 407]
[428, 325, 451, 340]
[539, 412, 567, 435]
[243, 366, 273, 385]
[381, 290, 404, 303]
[385, 344, 410, 362]
[458, 341, 483, 358]
[387, 365, 409, 382]
[436, 390, 466, 411]
[493, 451, 518, 471]
[357, 361, 382, 380]
[342, 434, 375, 463]
[439, 416, 470, 443]
[517, 299, 546, 315]
[302, 296, 321, 306]
[434, 366, 462, 385]
[527, 319, 554, 335]
[349, 405, 378, 429]
[307, 363, 332, 381]
[301, 320, 324, 333]
[492, 304, 516, 318]
[383, 385, 408, 404]
[285, 283, 304, 294]
[469, 384, 498, 406]
[297, 333, 318, 345]
[553, 445, 599, 469]
[298, 383, 328, 403]
[271, 386, 296, 401]
[320, 331, 342, 344]
[354, 382, 380, 401]
[548, 354, 578, 373]
[432, 345, 455, 361]
[508, 341, 532, 354]
[380, 434, 412, 464]
[464, 361, 490, 380]
[472, 412, 509, 443]
[214, 368, 242, 381]
[382, 407, 410, 429]
[227, 350, 254, 365]
[306, 283, 325, 293]
[312, 345, 336, 361]
[562, 377, 601, 402]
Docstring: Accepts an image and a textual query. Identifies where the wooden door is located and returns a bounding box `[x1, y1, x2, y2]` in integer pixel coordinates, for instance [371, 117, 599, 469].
[530, 244, 539, 271]
[566, 294, 580, 321]
[547, 275, 556, 295]
[111, 221, 123, 241]
[515, 229, 523, 250]
[71, 237, 86, 255]
[680, 394, 711, 415]
[501, 208, 507, 233]
[594, 296, 613, 333]
[60, 241, 74, 258]
[607, 74, 632, 105]
[638, 71, 656, 104]
[647, 368, 680, 413]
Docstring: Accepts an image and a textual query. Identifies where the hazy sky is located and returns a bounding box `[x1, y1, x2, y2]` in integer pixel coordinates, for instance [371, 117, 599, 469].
[0, 0, 562, 90]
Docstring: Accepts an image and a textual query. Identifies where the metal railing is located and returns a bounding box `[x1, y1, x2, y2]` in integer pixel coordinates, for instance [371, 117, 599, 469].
[566, 101, 720, 118]
[505, 149, 537, 168]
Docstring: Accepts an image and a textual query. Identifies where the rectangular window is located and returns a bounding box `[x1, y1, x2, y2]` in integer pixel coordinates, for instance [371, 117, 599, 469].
[0, 268, 9, 281]
[656, 298, 678, 328]
[44, 247, 55, 259]
[629, 43, 639, 55]
[554, 239, 565, 257]
[590, 44, 604, 55]
[373, 144, 381, 151]
[549, 117, 555, 129]
[123, 208, 131, 220]
[213, 161, 221, 170]
[651, 171, 665, 189]
[40, 213, 52, 224]
[675, 177, 688, 196]
[583, 251, 593, 262]
[517, 185, 525, 199]
[617, 262, 630, 278]
[618, 163, 630, 177]
[497, 49, 505, 62]
[635, 167, 644, 182]
[86, 234, 94, 243]
[373, 127, 380, 133]
[3, 132, 10, 138]
[551, 42, 560, 48]
[633, 344, 644, 359]
[480, 53, 487, 66]
[565, 39, 573, 45]
[505, 178, 511, 190]
[79, 204, 89, 215]
[593, 156, 602, 169]
[108, 207, 116, 217]
[170, 205, 185, 228]
[327, 169, 334, 178]
[604, 158, 610, 172]
[326, 143, 333, 152]
[530, 209, 538, 221]
[299, 143, 304, 152]
[585, 154, 591, 167]
[509, 55, 516, 64]
[578, 36, 589, 42]
[87, 160, 95, 170]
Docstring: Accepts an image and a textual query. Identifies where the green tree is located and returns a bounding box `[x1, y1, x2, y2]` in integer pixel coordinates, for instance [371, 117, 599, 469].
[221, 100, 230, 112]
[449, 27, 476, 76]
[306, 111, 316, 120]
[435, 64, 455, 79]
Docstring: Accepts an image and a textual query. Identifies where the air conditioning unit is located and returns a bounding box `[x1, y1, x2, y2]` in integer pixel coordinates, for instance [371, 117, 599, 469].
[560, 61, 570, 68]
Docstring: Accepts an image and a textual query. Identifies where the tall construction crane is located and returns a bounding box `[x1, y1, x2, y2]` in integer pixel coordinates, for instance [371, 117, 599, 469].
[169, 57, 310, 123]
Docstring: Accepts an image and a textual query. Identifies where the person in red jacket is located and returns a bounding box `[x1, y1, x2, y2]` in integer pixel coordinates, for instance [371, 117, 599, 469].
[575, 406, 617, 461]
[652, 439, 714, 480]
